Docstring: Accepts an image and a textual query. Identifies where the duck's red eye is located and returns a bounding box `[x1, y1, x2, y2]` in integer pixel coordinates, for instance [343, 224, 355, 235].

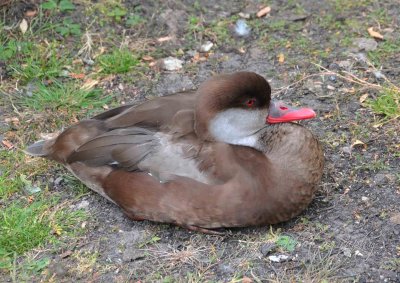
[280, 106, 288, 110]
[246, 99, 256, 107]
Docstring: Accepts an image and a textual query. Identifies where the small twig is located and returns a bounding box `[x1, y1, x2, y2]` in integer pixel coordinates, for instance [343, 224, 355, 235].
[272, 72, 332, 96]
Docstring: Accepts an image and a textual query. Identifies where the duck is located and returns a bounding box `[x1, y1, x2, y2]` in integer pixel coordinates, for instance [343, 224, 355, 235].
[26, 71, 324, 233]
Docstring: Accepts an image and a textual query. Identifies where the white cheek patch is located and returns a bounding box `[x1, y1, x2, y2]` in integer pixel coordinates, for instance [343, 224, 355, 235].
[208, 108, 267, 148]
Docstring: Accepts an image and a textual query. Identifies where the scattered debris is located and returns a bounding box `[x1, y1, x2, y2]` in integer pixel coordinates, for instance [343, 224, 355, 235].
[60, 250, 73, 259]
[76, 200, 90, 210]
[354, 38, 378, 51]
[359, 93, 369, 103]
[1, 139, 14, 149]
[217, 263, 235, 275]
[328, 75, 337, 82]
[257, 6, 271, 18]
[19, 19, 28, 34]
[157, 36, 173, 43]
[389, 212, 400, 225]
[234, 19, 251, 37]
[162, 57, 183, 71]
[277, 53, 285, 63]
[373, 70, 385, 79]
[361, 196, 370, 202]
[355, 250, 364, 257]
[238, 12, 251, 19]
[199, 41, 214, 53]
[268, 254, 289, 262]
[341, 247, 352, 257]
[260, 242, 276, 256]
[242, 277, 253, 283]
[351, 139, 367, 150]
[342, 146, 352, 155]
[367, 27, 384, 40]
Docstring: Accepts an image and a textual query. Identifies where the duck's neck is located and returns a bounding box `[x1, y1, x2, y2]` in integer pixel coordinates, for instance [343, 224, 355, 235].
[206, 108, 269, 150]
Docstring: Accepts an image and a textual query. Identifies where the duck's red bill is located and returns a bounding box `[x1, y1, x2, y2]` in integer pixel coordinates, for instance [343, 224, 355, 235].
[267, 101, 316, 124]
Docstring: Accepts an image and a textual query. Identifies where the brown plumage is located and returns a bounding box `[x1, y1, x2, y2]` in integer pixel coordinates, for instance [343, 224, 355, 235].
[26, 72, 324, 233]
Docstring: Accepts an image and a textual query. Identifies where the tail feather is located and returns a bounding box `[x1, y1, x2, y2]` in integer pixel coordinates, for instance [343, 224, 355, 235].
[24, 140, 48, 157]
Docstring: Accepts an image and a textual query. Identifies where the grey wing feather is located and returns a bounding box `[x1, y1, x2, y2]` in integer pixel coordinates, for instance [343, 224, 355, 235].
[67, 127, 159, 170]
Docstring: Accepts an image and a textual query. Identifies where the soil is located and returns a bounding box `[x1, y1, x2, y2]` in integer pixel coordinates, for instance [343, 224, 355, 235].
[1, 0, 399, 282]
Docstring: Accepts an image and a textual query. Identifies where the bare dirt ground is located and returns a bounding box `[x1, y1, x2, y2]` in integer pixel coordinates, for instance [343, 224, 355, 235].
[1, 0, 399, 282]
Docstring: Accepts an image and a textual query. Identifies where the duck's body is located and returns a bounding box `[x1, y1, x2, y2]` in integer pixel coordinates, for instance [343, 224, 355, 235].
[26, 72, 324, 231]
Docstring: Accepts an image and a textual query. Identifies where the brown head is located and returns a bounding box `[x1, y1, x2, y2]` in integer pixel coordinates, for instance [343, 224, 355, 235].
[194, 72, 316, 147]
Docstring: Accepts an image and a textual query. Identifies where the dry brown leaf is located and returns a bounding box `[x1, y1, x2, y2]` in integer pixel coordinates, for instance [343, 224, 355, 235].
[352, 139, 367, 150]
[25, 9, 37, 17]
[238, 47, 246, 53]
[257, 6, 271, 17]
[142, 55, 154, 61]
[242, 277, 253, 283]
[277, 53, 285, 63]
[359, 93, 369, 103]
[19, 19, 28, 34]
[1, 140, 14, 149]
[157, 36, 173, 42]
[70, 73, 85, 79]
[367, 27, 383, 40]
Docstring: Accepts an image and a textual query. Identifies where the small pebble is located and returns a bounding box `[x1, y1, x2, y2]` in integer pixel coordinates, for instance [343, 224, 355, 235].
[328, 75, 337, 82]
[373, 71, 385, 79]
[268, 254, 289, 262]
[361, 196, 369, 202]
[162, 57, 183, 71]
[199, 41, 214, 52]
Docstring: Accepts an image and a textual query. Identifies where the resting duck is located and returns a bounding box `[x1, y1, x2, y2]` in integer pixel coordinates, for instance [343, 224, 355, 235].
[26, 72, 324, 233]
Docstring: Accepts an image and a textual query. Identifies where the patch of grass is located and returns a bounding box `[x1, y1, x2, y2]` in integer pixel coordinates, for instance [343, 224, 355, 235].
[98, 49, 139, 74]
[367, 88, 400, 121]
[0, 194, 87, 255]
[55, 18, 81, 36]
[276, 235, 298, 252]
[5, 41, 70, 82]
[42, 0, 76, 12]
[368, 38, 400, 65]
[22, 81, 111, 112]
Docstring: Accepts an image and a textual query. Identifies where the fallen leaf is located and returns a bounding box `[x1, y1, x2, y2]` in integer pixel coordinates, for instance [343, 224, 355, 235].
[242, 277, 253, 283]
[367, 27, 383, 40]
[102, 104, 109, 110]
[285, 41, 292, 48]
[19, 19, 28, 34]
[352, 139, 367, 150]
[1, 140, 14, 149]
[157, 36, 173, 42]
[70, 73, 85, 79]
[277, 53, 285, 63]
[28, 196, 35, 203]
[257, 6, 271, 18]
[142, 55, 154, 61]
[25, 9, 37, 17]
[359, 93, 368, 103]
